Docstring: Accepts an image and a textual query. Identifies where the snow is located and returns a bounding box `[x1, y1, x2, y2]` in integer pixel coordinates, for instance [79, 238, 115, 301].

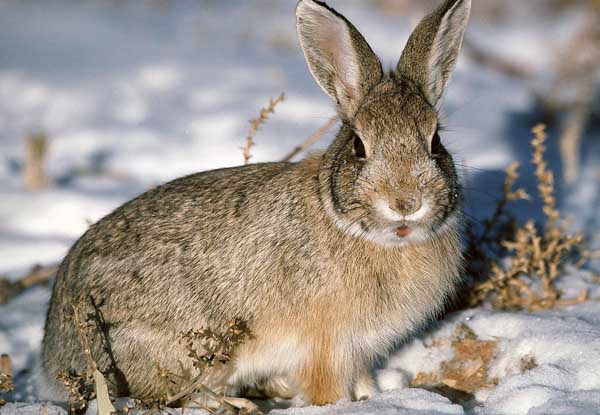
[1, 1, 599, 414]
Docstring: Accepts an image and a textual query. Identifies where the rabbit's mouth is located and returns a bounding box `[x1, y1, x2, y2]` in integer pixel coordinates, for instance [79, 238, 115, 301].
[356, 197, 460, 247]
[359, 210, 461, 247]
[395, 225, 413, 238]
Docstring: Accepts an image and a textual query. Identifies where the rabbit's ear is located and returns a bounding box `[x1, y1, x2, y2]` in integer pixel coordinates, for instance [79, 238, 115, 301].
[397, 0, 471, 111]
[296, 0, 383, 117]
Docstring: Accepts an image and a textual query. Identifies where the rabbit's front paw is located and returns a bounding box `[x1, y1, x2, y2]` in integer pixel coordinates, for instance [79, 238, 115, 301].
[352, 373, 378, 401]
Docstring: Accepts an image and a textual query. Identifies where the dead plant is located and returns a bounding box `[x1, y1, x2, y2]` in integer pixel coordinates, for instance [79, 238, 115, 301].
[282, 116, 337, 162]
[56, 370, 95, 414]
[242, 93, 285, 165]
[412, 324, 498, 397]
[0, 354, 14, 407]
[465, 162, 530, 282]
[57, 302, 116, 415]
[469, 124, 591, 311]
[157, 319, 256, 414]
[23, 133, 49, 191]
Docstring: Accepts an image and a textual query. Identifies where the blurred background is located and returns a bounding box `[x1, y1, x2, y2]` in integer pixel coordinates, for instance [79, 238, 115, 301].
[0, 0, 599, 273]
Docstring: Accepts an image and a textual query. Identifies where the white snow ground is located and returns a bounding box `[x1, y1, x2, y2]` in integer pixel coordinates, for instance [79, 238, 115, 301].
[1, 1, 599, 414]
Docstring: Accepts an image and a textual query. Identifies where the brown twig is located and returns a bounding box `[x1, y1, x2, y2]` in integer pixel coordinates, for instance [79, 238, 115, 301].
[242, 93, 285, 165]
[281, 116, 338, 162]
[0, 264, 58, 305]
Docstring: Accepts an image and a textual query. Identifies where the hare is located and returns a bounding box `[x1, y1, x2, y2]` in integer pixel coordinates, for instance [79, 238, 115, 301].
[41, 0, 471, 407]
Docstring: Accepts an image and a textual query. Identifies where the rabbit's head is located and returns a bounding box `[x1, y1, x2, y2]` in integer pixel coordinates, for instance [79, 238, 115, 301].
[296, 0, 470, 246]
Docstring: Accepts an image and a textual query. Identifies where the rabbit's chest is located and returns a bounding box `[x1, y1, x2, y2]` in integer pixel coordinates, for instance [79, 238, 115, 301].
[342, 261, 459, 351]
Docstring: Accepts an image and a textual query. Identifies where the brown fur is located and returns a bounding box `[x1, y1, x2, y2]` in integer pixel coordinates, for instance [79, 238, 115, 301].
[41, 0, 471, 406]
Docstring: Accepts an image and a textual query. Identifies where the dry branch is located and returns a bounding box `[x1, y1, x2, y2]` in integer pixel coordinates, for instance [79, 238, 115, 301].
[0, 264, 58, 305]
[242, 93, 285, 165]
[282, 116, 338, 162]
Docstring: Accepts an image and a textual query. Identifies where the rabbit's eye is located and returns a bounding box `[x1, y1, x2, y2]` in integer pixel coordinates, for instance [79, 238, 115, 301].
[431, 131, 442, 156]
[353, 134, 367, 159]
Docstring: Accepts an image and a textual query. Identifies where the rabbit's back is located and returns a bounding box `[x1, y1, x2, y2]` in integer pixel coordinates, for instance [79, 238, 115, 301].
[41, 160, 327, 397]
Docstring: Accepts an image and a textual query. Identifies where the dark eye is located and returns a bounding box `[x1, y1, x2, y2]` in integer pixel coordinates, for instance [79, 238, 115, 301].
[431, 131, 442, 157]
[353, 134, 366, 159]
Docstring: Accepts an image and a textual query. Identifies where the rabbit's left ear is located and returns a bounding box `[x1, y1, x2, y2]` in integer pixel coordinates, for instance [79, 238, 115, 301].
[296, 0, 383, 118]
[397, 0, 471, 112]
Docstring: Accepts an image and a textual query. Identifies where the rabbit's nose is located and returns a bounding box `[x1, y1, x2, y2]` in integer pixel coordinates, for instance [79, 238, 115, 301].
[395, 192, 422, 216]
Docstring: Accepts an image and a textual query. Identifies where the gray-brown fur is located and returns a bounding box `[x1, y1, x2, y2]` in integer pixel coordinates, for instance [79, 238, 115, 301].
[42, 0, 471, 405]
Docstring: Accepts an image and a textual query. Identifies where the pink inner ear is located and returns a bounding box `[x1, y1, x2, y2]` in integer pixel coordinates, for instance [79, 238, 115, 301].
[299, 4, 360, 101]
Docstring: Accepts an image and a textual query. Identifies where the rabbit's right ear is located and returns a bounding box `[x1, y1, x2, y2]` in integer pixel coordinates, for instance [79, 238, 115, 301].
[296, 0, 383, 118]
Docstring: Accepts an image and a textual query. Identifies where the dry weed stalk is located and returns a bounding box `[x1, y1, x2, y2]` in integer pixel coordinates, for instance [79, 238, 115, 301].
[158, 319, 254, 414]
[470, 125, 588, 311]
[465, 162, 530, 280]
[56, 370, 94, 414]
[23, 133, 49, 190]
[0, 354, 14, 406]
[412, 324, 498, 396]
[242, 93, 285, 165]
[282, 116, 337, 162]
[0, 264, 58, 305]
[57, 302, 116, 415]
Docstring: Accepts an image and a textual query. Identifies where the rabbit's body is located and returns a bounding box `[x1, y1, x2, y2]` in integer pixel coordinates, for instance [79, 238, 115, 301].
[42, 153, 461, 403]
[42, 0, 471, 406]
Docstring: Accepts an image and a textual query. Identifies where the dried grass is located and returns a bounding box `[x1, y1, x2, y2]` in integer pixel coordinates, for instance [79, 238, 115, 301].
[519, 356, 538, 373]
[242, 93, 285, 165]
[157, 319, 256, 414]
[412, 325, 544, 405]
[468, 124, 593, 311]
[57, 302, 116, 415]
[0, 354, 14, 407]
[56, 370, 95, 414]
[412, 324, 498, 397]
[55, 305, 254, 414]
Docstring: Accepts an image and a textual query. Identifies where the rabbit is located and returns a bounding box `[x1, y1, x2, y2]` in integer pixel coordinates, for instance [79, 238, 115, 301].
[41, 0, 471, 407]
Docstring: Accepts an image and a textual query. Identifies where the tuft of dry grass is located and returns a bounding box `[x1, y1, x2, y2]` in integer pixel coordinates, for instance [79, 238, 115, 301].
[242, 93, 285, 165]
[468, 124, 592, 311]
[157, 319, 255, 414]
[57, 302, 116, 415]
[411, 325, 545, 405]
[465, 161, 531, 286]
[56, 299, 253, 414]
[180, 319, 249, 373]
[56, 370, 94, 414]
[412, 324, 498, 399]
[0, 354, 14, 407]
[519, 356, 538, 373]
